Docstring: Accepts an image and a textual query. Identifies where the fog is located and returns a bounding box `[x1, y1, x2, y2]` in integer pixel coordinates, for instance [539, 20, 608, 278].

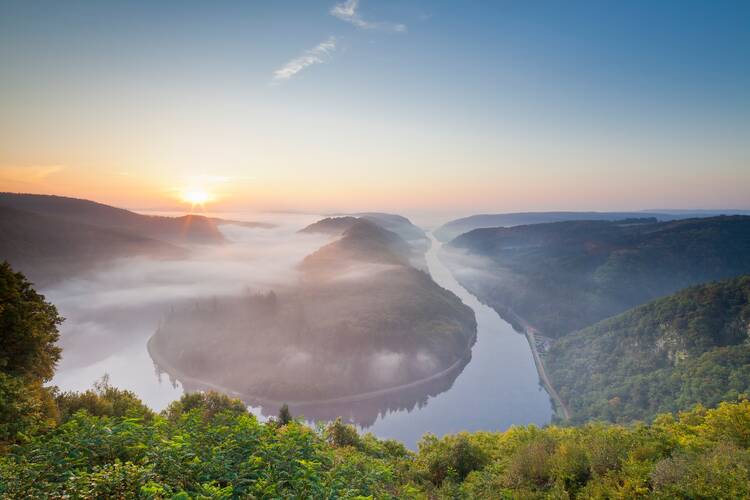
[49, 212, 330, 404]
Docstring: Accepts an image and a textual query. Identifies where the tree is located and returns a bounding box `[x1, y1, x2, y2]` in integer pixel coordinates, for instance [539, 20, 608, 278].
[0, 261, 63, 444]
[0, 261, 62, 380]
[278, 403, 292, 425]
[326, 417, 360, 448]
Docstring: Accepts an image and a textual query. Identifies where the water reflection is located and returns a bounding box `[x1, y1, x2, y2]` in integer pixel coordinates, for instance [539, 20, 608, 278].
[170, 353, 471, 428]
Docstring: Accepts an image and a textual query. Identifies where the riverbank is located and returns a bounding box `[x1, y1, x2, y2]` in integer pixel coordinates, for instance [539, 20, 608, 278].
[490, 307, 571, 420]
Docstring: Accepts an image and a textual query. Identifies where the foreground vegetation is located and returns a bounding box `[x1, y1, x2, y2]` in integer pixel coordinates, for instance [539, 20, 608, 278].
[2, 386, 750, 498]
[3, 261, 750, 498]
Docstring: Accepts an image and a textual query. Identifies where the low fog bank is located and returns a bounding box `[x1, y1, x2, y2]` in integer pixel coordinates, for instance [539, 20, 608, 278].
[49, 212, 330, 406]
[149, 219, 476, 406]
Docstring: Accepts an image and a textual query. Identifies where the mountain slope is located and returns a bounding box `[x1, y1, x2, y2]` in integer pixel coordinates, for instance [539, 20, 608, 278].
[0, 205, 182, 285]
[434, 211, 670, 241]
[301, 215, 429, 270]
[0, 192, 225, 244]
[444, 216, 750, 336]
[354, 212, 428, 243]
[546, 275, 750, 423]
[298, 216, 359, 235]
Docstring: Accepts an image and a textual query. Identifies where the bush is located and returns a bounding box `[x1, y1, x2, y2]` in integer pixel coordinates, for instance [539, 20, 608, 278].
[56, 375, 154, 422]
[417, 432, 488, 486]
[163, 391, 247, 422]
[326, 417, 360, 448]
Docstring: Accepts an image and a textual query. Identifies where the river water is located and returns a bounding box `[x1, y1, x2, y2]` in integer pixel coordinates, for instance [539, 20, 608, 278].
[364, 234, 552, 445]
[51, 221, 552, 449]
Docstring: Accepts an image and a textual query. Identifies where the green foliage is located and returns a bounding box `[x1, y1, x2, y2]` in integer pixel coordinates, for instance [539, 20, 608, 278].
[547, 275, 750, 423]
[0, 262, 62, 445]
[2, 391, 750, 498]
[0, 261, 62, 381]
[415, 432, 489, 486]
[56, 374, 154, 423]
[326, 417, 361, 448]
[0, 373, 57, 448]
[163, 391, 248, 422]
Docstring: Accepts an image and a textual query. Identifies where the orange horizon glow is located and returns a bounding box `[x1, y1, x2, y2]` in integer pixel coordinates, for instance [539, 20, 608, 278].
[1, 161, 749, 216]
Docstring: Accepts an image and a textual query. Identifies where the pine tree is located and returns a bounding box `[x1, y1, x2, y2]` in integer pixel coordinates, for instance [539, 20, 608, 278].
[278, 403, 292, 425]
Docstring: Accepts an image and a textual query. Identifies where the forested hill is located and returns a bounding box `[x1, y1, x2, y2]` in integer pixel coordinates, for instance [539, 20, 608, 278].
[547, 275, 750, 424]
[300, 218, 412, 270]
[434, 209, 750, 242]
[149, 218, 475, 406]
[0, 192, 227, 244]
[434, 211, 667, 242]
[0, 205, 182, 285]
[301, 215, 429, 270]
[445, 215, 750, 336]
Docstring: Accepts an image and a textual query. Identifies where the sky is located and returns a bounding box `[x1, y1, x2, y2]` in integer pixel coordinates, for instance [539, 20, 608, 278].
[1, 0, 748, 216]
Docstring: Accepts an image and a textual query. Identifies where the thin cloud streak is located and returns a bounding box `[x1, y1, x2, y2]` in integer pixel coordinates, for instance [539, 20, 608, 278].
[331, 0, 406, 33]
[272, 36, 337, 84]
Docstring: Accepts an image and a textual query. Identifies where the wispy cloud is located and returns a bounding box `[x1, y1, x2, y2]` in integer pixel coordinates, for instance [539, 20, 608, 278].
[330, 0, 406, 33]
[272, 36, 337, 84]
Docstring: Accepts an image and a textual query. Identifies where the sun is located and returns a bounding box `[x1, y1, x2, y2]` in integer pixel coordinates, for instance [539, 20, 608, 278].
[180, 189, 213, 209]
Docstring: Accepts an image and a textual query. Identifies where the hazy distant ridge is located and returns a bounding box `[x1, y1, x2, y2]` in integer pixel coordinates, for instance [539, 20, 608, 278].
[434, 210, 750, 242]
[444, 216, 750, 337]
[0, 192, 226, 245]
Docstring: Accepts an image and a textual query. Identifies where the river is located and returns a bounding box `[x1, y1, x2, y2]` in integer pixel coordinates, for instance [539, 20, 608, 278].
[363, 234, 552, 445]
[51, 222, 552, 449]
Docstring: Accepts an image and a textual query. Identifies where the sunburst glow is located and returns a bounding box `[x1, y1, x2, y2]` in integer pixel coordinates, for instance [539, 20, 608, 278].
[180, 189, 212, 207]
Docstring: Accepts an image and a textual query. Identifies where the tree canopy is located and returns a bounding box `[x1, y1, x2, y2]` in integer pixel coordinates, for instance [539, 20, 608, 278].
[0, 262, 63, 445]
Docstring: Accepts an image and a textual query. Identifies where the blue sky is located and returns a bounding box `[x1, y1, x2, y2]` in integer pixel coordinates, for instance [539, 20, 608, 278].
[0, 0, 748, 213]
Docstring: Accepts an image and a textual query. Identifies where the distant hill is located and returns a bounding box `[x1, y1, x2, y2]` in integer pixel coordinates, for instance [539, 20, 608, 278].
[298, 216, 360, 235]
[434, 210, 750, 242]
[353, 212, 428, 244]
[150, 218, 476, 404]
[302, 214, 429, 270]
[300, 219, 412, 272]
[444, 216, 750, 336]
[0, 193, 228, 245]
[0, 205, 182, 285]
[546, 275, 750, 423]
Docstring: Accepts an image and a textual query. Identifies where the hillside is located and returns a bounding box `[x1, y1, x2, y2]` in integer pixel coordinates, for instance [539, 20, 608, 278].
[0, 205, 182, 285]
[149, 219, 476, 404]
[444, 216, 750, 336]
[305, 213, 427, 245]
[301, 214, 429, 270]
[0, 192, 228, 244]
[354, 212, 428, 244]
[434, 210, 750, 242]
[546, 275, 750, 423]
[298, 215, 360, 235]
